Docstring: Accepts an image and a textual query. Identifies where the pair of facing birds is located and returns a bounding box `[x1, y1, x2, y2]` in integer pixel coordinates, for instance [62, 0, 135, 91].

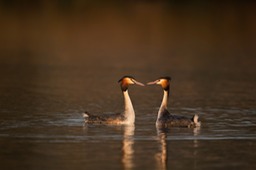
[83, 76, 201, 128]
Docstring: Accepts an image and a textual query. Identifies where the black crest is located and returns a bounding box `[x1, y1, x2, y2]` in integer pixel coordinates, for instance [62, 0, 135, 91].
[118, 75, 134, 91]
[118, 75, 134, 83]
[159, 76, 172, 81]
[160, 76, 171, 92]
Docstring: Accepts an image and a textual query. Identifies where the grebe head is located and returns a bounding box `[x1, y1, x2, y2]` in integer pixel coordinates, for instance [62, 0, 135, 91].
[118, 76, 145, 91]
[147, 76, 171, 91]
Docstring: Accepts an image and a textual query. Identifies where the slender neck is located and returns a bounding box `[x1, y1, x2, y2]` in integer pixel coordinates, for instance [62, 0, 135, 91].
[123, 90, 135, 124]
[157, 90, 169, 119]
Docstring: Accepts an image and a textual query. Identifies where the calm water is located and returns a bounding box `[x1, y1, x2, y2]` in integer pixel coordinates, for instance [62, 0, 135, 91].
[0, 1, 256, 170]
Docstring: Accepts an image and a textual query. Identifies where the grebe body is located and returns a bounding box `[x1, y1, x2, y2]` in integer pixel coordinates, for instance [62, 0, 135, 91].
[83, 76, 144, 125]
[148, 77, 201, 128]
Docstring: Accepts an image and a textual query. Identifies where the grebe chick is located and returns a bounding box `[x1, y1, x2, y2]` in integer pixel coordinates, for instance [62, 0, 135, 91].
[147, 77, 201, 128]
[83, 76, 144, 125]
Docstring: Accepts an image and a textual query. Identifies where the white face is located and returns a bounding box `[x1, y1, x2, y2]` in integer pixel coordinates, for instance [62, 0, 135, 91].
[123, 78, 135, 85]
[147, 78, 170, 90]
[157, 79, 166, 85]
[122, 77, 144, 86]
[156, 79, 169, 90]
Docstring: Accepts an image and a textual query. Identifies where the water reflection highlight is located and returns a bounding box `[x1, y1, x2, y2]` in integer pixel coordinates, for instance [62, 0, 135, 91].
[156, 128, 168, 170]
[122, 125, 135, 170]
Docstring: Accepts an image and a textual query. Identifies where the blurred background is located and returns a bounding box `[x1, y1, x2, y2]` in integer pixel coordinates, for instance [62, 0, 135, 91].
[1, 0, 255, 69]
[0, 0, 255, 110]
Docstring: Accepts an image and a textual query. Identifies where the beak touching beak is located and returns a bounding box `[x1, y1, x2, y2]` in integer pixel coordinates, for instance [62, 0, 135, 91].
[133, 80, 145, 86]
[147, 80, 158, 85]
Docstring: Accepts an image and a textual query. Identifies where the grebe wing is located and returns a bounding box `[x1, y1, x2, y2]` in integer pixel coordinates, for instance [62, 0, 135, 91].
[83, 112, 125, 124]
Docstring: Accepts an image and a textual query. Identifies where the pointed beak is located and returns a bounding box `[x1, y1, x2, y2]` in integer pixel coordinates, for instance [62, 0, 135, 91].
[147, 80, 158, 85]
[133, 80, 145, 86]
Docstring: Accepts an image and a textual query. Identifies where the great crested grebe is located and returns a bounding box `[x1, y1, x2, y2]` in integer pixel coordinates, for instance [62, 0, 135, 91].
[83, 76, 144, 125]
[147, 77, 201, 128]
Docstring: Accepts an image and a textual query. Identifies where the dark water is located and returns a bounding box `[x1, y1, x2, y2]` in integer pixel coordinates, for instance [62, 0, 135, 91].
[0, 1, 256, 170]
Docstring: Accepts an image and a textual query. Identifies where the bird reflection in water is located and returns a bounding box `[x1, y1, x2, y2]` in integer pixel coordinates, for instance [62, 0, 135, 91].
[193, 126, 200, 148]
[122, 125, 135, 170]
[155, 127, 200, 170]
[155, 128, 168, 170]
[193, 126, 200, 168]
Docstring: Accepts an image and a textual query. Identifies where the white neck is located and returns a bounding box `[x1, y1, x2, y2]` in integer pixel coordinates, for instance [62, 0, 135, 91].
[157, 90, 168, 120]
[123, 90, 135, 125]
